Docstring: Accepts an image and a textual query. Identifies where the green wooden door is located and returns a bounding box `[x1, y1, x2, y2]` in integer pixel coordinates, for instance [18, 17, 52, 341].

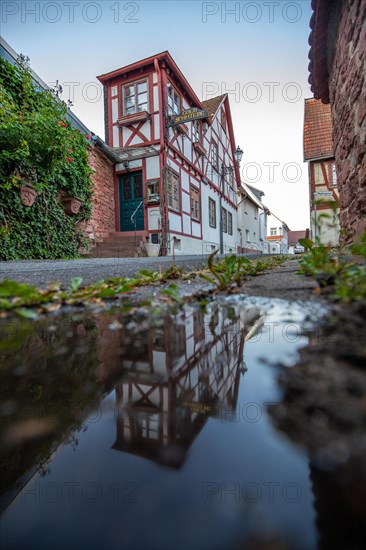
[119, 172, 144, 231]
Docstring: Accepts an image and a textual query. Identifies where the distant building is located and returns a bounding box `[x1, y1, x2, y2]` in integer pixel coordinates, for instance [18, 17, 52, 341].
[267, 222, 290, 254]
[308, 0, 366, 244]
[303, 98, 339, 245]
[237, 183, 270, 254]
[288, 229, 310, 254]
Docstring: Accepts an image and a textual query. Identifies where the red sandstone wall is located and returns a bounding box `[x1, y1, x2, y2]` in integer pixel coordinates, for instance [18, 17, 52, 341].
[82, 147, 116, 243]
[329, 0, 366, 242]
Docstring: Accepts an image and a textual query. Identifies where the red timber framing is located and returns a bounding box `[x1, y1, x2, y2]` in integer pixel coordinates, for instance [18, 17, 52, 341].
[110, 307, 247, 467]
[309, 158, 338, 212]
[97, 52, 241, 253]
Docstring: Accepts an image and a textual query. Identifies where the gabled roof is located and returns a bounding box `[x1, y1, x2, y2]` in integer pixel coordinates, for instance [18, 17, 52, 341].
[288, 230, 309, 246]
[247, 184, 265, 200]
[201, 95, 226, 117]
[239, 182, 265, 210]
[303, 98, 334, 161]
[97, 51, 203, 113]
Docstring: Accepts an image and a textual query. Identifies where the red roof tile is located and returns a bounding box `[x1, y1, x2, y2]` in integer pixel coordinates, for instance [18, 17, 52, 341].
[288, 230, 309, 246]
[303, 98, 334, 160]
[201, 95, 226, 117]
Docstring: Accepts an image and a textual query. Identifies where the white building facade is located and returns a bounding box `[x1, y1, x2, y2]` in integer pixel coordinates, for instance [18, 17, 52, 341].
[97, 52, 242, 256]
[267, 222, 290, 254]
[237, 183, 269, 254]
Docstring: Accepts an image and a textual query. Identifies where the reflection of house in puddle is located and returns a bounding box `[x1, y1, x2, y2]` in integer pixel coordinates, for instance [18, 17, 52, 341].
[112, 305, 261, 468]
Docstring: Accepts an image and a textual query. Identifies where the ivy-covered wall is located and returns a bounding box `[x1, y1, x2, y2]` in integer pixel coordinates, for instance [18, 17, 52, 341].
[0, 57, 94, 260]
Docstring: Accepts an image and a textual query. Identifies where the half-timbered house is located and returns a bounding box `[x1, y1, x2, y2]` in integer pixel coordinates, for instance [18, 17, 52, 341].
[303, 98, 339, 245]
[96, 52, 242, 257]
[111, 303, 261, 468]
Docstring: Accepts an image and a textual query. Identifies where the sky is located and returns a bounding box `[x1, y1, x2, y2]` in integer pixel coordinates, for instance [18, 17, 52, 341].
[2, 0, 314, 230]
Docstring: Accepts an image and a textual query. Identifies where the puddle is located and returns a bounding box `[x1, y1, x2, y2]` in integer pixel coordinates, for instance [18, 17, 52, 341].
[0, 296, 328, 550]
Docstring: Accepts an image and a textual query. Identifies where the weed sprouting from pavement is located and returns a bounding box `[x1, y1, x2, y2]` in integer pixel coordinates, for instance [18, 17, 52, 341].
[200, 250, 286, 290]
[0, 253, 286, 316]
[298, 232, 366, 300]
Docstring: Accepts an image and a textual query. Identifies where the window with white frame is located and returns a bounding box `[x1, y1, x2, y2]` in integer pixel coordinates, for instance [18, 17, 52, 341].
[270, 227, 277, 236]
[222, 207, 227, 233]
[167, 84, 180, 115]
[228, 212, 233, 235]
[123, 80, 148, 115]
[167, 170, 180, 211]
[211, 141, 219, 171]
[209, 198, 216, 228]
[190, 186, 200, 221]
[192, 120, 202, 143]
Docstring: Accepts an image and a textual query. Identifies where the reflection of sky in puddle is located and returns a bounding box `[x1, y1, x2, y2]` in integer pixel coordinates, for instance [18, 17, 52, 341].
[0, 297, 327, 550]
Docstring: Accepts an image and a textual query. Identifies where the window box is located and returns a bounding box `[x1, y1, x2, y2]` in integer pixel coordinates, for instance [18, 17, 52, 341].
[147, 180, 160, 204]
[20, 183, 38, 207]
[193, 141, 206, 156]
[147, 193, 160, 204]
[117, 111, 149, 127]
[60, 192, 84, 215]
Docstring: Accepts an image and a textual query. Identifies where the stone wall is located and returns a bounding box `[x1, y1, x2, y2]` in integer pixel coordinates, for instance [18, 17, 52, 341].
[329, 0, 366, 242]
[79, 146, 116, 245]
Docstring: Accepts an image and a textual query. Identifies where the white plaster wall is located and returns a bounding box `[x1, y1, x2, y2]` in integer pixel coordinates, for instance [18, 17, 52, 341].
[182, 214, 191, 235]
[182, 192, 190, 215]
[192, 221, 201, 238]
[145, 155, 160, 179]
[169, 211, 182, 232]
[180, 169, 189, 192]
[154, 114, 160, 140]
[148, 208, 160, 230]
[153, 86, 159, 112]
[310, 207, 340, 245]
[112, 125, 120, 147]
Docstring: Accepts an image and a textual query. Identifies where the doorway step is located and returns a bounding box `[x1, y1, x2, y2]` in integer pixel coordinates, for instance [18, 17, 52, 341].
[90, 231, 149, 258]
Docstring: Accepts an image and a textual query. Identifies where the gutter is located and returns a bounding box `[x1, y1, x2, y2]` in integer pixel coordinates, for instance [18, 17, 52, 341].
[154, 57, 167, 256]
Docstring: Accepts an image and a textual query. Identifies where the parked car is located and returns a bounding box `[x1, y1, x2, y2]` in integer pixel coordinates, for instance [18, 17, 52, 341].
[294, 244, 305, 254]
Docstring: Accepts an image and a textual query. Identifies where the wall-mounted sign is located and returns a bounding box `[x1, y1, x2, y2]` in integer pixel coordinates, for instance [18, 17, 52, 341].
[314, 191, 333, 197]
[167, 107, 208, 127]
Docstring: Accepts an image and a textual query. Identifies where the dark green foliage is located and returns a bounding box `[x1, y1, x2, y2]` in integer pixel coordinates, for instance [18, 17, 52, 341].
[0, 57, 93, 260]
[298, 233, 366, 300]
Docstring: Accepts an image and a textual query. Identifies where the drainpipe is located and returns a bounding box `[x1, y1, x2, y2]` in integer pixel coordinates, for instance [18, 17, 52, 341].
[154, 57, 167, 255]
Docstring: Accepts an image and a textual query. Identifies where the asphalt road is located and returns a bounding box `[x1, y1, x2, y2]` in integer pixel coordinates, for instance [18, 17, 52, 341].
[1, 255, 320, 302]
[0, 254, 229, 288]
